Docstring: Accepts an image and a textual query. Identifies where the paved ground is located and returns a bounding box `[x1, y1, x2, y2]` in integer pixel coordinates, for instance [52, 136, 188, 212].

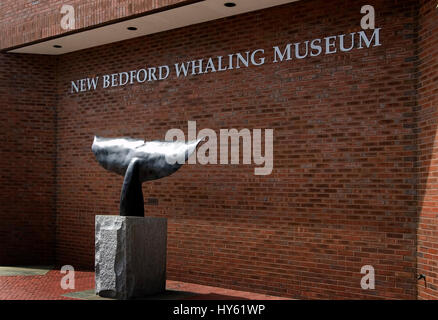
[0, 266, 288, 300]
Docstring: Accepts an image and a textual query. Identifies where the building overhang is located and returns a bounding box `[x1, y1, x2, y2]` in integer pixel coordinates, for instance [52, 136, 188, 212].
[6, 0, 300, 55]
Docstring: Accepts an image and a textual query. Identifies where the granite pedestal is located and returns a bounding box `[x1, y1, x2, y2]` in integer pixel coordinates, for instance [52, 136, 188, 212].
[95, 215, 167, 299]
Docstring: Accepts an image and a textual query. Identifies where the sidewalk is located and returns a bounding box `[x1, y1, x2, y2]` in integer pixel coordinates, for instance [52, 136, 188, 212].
[0, 266, 289, 300]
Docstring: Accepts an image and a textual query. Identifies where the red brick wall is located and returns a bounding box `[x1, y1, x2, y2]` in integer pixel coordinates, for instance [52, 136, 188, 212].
[0, 53, 57, 265]
[417, 0, 438, 300]
[55, 0, 419, 299]
[0, 0, 195, 50]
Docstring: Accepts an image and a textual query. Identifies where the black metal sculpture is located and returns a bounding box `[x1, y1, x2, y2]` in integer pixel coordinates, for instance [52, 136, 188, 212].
[92, 136, 202, 217]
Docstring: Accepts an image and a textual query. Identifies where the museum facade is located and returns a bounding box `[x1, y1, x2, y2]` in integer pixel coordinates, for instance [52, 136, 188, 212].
[0, 0, 437, 300]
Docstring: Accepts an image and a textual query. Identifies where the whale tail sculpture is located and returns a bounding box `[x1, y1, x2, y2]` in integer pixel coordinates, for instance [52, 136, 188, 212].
[92, 136, 203, 217]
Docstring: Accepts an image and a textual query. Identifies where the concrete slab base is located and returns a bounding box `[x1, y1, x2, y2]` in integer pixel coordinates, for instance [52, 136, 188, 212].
[95, 215, 167, 300]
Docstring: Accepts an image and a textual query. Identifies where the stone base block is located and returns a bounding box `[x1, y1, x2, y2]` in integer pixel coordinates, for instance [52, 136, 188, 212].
[95, 215, 167, 299]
